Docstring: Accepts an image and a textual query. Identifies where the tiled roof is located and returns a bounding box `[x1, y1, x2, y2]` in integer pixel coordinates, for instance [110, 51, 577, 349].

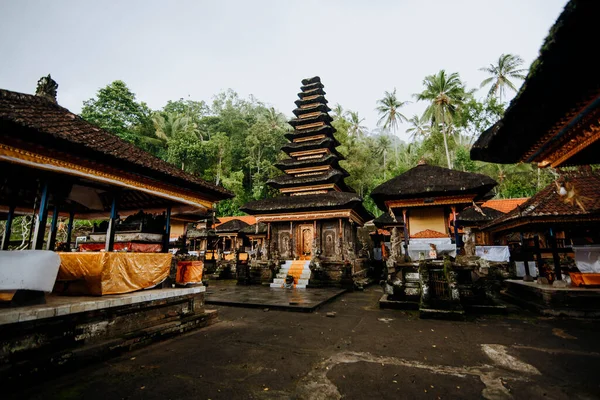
[0, 88, 232, 201]
[481, 198, 528, 214]
[410, 229, 448, 239]
[483, 169, 600, 231]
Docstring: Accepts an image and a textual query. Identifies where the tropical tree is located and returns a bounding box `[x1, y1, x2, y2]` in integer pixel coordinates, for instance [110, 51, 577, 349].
[332, 103, 345, 120]
[152, 112, 195, 143]
[346, 111, 368, 138]
[479, 53, 527, 102]
[406, 114, 430, 141]
[376, 89, 409, 161]
[81, 80, 153, 143]
[374, 134, 393, 180]
[414, 70, 470, 169]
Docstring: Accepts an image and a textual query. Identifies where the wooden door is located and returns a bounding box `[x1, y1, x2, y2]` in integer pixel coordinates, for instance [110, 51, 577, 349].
[297, 224, 313, 260]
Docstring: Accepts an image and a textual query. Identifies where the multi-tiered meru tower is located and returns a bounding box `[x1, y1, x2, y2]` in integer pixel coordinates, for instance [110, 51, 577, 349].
[241, 77, 372, 286]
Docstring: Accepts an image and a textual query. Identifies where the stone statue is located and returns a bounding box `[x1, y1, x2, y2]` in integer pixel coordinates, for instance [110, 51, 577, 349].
[463, 227, 475, 257]
[35, 74, 58, 103]
[390, 227, 401, 261]
[260, 240, 268, 261]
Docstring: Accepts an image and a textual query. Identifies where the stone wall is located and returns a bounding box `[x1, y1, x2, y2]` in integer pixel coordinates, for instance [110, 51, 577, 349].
[0, 290, 215, 384]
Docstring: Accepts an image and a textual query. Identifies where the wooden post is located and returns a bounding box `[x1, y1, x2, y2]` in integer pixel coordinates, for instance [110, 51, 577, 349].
[402, 209, 409, 261]
[534, 235, 543, 277]
[105, 194, 118, 252]
[65, 210, 75, 251]
[339, 218, 344, 261]
[290, 221, 294, 259]
[1, 204, 15, 250]
[451, 206, 460, 249]
[32, 181, 50, 250]
[520, 232, 533, 281]
[548, 228, 562, 281]
[46, 204, 59, 251]
[164, 205, 172, 253]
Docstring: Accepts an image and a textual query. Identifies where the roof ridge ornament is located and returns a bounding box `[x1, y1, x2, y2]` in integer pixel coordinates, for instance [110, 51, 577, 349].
[35, 74, 58, 103]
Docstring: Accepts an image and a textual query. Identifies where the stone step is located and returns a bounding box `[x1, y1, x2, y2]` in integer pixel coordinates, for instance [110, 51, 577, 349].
[272, 278, 309, 285]
[269, 283, 307, 289]
[277, 272, 311, 279]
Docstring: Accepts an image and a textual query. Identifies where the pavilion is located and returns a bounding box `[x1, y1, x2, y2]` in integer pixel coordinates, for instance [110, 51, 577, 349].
[0, 76, 232, 377]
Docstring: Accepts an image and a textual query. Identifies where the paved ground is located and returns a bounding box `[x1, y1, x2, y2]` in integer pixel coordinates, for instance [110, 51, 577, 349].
[205, 280, 346, 312]
[10, 286, 600, 400]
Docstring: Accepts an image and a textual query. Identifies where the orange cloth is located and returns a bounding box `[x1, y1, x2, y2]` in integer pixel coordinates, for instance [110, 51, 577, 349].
[78, 242, 162, 253]
[55, 252, 171, 295]
[176, 261, 204, 285]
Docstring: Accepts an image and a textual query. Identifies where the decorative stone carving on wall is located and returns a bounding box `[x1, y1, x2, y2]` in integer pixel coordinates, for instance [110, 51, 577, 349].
[279, 232, 291, 259]
[323, 230, 336, 258]
[463, 227, 475, 257]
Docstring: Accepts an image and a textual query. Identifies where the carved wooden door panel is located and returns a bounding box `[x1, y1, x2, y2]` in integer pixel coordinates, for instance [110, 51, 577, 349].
[298, 224, 313, 260]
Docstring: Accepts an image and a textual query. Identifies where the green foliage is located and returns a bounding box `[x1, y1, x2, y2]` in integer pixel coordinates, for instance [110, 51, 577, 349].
[480, 53, 527, 102]
[81, 81, 153, 144]
[80, 55, 547, 220]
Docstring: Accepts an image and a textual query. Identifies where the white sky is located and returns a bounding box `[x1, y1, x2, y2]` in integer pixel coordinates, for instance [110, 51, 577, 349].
[0, 0, 567, 141]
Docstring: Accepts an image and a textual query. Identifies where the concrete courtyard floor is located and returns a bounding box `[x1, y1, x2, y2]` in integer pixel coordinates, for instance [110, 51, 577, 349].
[9, 286, 600, 400]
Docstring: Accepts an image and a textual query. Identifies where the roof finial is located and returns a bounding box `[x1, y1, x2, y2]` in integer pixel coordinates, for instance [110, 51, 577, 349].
[35, 74, 58, 103]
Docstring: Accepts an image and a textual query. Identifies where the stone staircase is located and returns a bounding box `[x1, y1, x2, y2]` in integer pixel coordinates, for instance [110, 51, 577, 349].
[270, 260, 311, 289]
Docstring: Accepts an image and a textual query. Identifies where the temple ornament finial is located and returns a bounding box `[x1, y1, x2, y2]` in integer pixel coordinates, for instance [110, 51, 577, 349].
[35, 74, 58, 103]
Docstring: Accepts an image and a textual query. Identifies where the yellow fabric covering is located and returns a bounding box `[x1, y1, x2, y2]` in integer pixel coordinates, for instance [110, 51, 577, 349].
[55, 252, 171, 296]
[176, 261, 204, 285]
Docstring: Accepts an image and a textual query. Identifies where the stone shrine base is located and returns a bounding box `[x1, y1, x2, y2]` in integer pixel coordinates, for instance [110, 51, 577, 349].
[206, 280, 346, 312]
[0, 287, 216, 383]
[503, 279, 600, 318]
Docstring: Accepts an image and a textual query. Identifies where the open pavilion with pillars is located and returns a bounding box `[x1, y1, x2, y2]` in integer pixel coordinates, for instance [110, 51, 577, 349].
[0, 77, 233, 379]
[0, 77, 231, 255]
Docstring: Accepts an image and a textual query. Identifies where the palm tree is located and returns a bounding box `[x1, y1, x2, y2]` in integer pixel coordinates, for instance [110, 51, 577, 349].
[414, 70, 470, 169]
[480, 54, 527, 102]
[406, 114, 430, 141]
[376, 89, 409, 162]
[346, 111, 368, 137]
[332, 103, 345, 120]
[374, 134, 392, 180]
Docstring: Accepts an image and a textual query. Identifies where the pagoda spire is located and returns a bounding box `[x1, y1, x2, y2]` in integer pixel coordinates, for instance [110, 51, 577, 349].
[268, 76, 352, 196]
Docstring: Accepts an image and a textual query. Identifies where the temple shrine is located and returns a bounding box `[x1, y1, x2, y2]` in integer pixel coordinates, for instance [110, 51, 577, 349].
[241, 76, 372, 287]
[371, 160, 497, 261]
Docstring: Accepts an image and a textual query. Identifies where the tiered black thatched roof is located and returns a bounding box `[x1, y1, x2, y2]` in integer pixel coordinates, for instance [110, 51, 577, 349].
[239, 222, 268, 235]
[371, 162, 497, 210]
[471, 1, 600, 167]
[266, 76, 351, 194]
[241, 77, 372, 223]
[372, 212, 403, 228]
[215, 219, 250, 234]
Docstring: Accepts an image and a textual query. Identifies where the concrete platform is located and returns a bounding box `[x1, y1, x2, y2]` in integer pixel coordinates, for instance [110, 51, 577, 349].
[503, 279, 600, 317]
[205, 282, 346, 312]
